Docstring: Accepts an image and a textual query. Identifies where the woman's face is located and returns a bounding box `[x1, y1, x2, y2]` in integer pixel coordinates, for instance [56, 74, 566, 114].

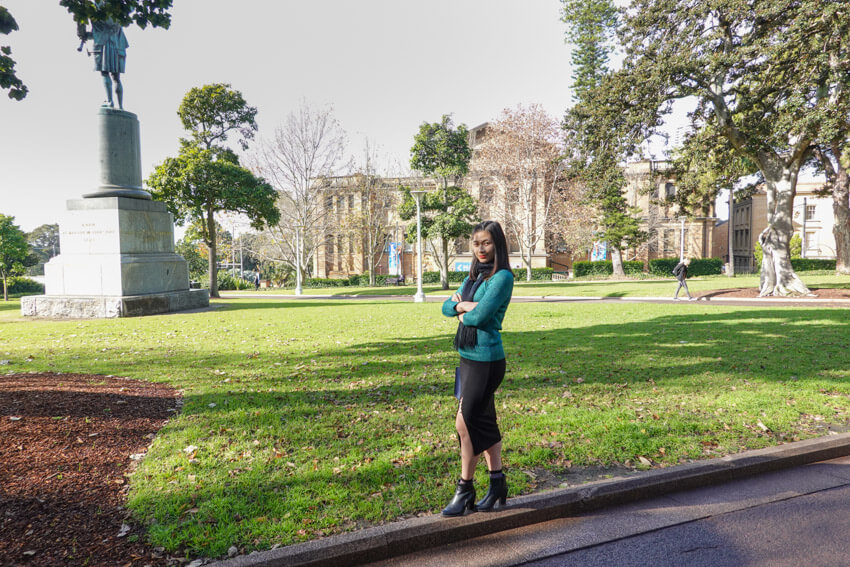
[472, 230, 495, 264]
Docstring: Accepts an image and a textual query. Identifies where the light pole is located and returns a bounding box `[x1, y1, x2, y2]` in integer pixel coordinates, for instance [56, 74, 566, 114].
[679, 216, 687, 261]
[411, 190, 426, 303]
[295, 225, 303, 296]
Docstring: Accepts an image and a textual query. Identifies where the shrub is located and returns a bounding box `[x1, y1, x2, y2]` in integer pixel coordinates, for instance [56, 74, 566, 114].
[7, 276, 44, 295]
[347, 273, 396, 286]
[649, 258, 723, 277]
[512, 267, 554, 281]
[304, 277, 349, 288]
[791, 258, 836, 271]
[573, 260, 643, 277]
[423, 271, 468, 284]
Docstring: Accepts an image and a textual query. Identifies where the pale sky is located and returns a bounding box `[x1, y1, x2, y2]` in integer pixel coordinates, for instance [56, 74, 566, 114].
[0, 1, 680, 233]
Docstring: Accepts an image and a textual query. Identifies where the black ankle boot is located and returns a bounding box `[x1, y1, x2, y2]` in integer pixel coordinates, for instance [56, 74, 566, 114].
[441, 479, 476, 517]
[475, 474, 507, 512]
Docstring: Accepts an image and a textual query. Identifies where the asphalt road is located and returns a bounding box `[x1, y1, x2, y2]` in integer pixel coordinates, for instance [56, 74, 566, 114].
[365, 456, 850, 567]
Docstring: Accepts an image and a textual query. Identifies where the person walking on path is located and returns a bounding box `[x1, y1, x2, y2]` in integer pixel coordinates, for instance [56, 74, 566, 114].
[253, 268, 261, 291]
[440, 220, 514, 517]
[673, 258, 693, 300]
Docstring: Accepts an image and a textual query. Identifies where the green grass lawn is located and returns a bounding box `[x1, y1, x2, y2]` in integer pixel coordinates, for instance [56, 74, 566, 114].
[2, 294, 850, 558]
[225, 272, 850, 298]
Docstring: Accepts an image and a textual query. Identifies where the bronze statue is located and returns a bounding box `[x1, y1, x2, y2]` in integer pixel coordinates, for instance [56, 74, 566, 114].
[76, 15, 129, 110]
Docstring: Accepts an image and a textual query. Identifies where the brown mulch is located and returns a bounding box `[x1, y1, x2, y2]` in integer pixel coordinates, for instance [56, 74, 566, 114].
[697, 287, 850, 300]
[0, 373, 182, 567]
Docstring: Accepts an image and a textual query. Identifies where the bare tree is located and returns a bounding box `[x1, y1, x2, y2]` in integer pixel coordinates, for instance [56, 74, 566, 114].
[249, 101, 349, 286]
[338, 140, 399, 285]
[472, 104, 566, 281]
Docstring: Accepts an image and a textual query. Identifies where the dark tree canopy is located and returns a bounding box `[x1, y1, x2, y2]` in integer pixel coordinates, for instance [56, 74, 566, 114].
[179, 83, 258, 151]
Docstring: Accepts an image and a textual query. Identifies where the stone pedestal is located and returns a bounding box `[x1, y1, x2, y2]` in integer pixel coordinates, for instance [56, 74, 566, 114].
[22, 109, 209, 318]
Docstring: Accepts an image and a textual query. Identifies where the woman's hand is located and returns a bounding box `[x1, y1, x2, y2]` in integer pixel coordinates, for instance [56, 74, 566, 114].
[455, 301, 477, 314]
[451, 293, 462, 302]
[458, 312, 465, 324]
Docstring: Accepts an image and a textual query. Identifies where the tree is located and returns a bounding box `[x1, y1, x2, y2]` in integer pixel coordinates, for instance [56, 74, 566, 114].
[0, 6, 26, 100]
[1, 0, 172, 101]
[147, 84, 277, 298]
[0, 214, 30, 300]
[250, 101, 349, 288]
[597, 0, 850, 295]
[26, 223, 60, 262]
[407, 115, 476, 289]
[398, 185, 477, 289]
[471, 104, 567, 281]
[340, 141, 398, 286]
[562, 0, 648, 277]
[175, 236, 206, 282]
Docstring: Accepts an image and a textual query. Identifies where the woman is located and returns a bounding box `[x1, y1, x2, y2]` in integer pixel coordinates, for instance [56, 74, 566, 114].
[440, 220, 514, 516]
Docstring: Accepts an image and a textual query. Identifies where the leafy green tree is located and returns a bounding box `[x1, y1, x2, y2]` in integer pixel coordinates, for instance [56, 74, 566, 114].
[26, 223, 59, 262]
[178, 83, 258, 151]
[148, 143, 278, 298]
[1, 0, 172, 101]
[147, 84, 275, 298]
[594, 0, 849, 295]
[562, 0, 648, 277]
[0, 6, 25, 100]
[0, 214, 31, 300]
[406, 115, 476, 289]
[175, 236, 207, 282]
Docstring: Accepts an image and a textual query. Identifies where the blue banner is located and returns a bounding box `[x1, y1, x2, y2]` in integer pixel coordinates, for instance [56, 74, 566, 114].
[388, 242, 401, 275]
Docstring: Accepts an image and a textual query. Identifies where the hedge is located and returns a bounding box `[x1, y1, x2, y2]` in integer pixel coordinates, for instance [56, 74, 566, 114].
[649, 258, 723, 277]
[791, 258, 836, 271]
[6, 276, 44, 295]
[573, 260, 643, 277]
[512, 267, 554, 281]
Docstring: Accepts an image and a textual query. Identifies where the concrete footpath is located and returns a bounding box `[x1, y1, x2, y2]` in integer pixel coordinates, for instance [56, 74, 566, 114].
[220, 292, 850, 308]
[209, 433, 850, 567]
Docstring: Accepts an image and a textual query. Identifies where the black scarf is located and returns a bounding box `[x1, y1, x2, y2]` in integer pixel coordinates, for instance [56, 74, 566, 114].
[453, 263, 494, 350]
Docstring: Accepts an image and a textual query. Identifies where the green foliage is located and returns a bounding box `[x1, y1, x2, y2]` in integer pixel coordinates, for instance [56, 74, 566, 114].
[573, 260, 643, 277]
[6, 275, 43, 295]
[60, 0, 172, 29]
[513, 267, 554, 281]
[422, 271, 468, 284]
[0, 6, 26, 101]
[409, 115, 471, 185]
[175, 237, 207, 281]
[668, 126, 759, 217]
[147, 83, 275, 298]
[178, 83, 258, 151]
[0, 214, 31, 300]
[649, 258, 723, 277]
[304, 277, 350, 288]
[148, 144, 279, 232]
[561, 0, 618, 99]
[791, 259, 836, 272]
[790, 233, 802, 259]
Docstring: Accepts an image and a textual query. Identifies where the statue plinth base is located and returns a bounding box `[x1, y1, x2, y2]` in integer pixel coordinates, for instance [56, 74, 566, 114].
[22, 197, 209, 318]
[84, 107, 151, 200]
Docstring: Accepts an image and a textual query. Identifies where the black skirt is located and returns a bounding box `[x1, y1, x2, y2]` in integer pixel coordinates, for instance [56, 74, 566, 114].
[458, 357, 506, 455]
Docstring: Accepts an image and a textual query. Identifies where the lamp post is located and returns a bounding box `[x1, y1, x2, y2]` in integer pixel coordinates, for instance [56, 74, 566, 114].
[411, 190, 426, 303]
[295, 225, 303, 296]
[679, 216, 687, 261]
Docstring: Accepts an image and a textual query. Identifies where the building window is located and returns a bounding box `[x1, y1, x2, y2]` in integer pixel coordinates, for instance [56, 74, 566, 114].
[325, 195, 333, 210]
[805, 205, 816, 221]
[348, 194, 355, 209]
[665, 182, 675, 198]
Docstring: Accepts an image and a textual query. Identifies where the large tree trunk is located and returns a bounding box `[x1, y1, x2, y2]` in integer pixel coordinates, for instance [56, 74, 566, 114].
[2, 276, 7, 301]
[832, 157, 850, 275]
[524, 246, 532, 281]
[610, 245, 625, 278]
[206, 210, 219, 299]
[758, 168, 810, 296]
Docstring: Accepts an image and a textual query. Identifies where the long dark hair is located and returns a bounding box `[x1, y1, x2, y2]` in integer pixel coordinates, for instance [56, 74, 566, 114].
[469, 220, 510, 279]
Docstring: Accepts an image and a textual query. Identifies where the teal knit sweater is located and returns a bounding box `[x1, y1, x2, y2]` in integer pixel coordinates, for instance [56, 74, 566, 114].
[441, 269, 514, 361]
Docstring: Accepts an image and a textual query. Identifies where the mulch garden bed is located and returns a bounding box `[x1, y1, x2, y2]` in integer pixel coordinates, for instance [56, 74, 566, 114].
[0, 373, 182, 567]
[698, 287, 850, 300]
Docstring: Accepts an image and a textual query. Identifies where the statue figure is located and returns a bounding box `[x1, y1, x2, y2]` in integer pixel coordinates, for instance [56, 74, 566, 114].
[76, 16, 129, 110]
